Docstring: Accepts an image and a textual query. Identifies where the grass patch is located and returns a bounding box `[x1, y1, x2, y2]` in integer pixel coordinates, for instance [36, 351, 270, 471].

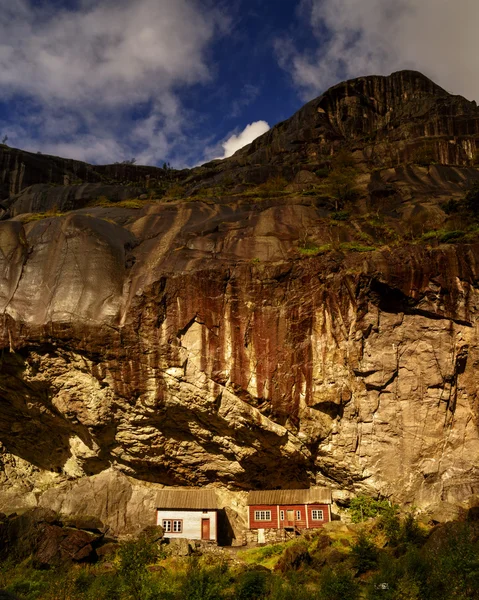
[89, 195, 151, 209]
[330, 210, 350, 221]
[339, 241, 376, 252]
[255, 176, 289, 198]
[421, 229, 467, 243]
[298, 243, 332, 256]
[21, 210, 65, 222]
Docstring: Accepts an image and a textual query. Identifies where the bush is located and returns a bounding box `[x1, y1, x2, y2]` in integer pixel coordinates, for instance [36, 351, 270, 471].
[315, 167, 330, 178]
[379, 511, 425, 552]
[330, 210, 350, 221]
[235, 570, 269, 600]
[180, 558, 230, 600]
[351, 532, 379, 574]
[439, 230, 465, 243]
[275, 541, 311, 573]
[349, 495, 394, 523]
[117, 536, 159, 600]
[319, 567, 360, 600]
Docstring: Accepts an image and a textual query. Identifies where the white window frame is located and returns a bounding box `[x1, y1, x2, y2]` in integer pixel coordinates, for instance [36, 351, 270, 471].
[162, 519, 171, 532]
[280, 510, 285, 521]
[296, 510, 301, 520]
[311, 509, 324, 521]
[254, 510, 272, 521]
[173, 520, 182, 532]
[162, 519, 183, 533]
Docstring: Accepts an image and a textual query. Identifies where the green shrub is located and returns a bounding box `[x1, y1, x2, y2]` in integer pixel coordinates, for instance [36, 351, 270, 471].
[439, 230, 465, 243]
[84, 573, 122, 600]
[7, 577, 48, 599]
[117, 536, 159, 600]
[351, 532, 379, 574]
[330, 210, 350, 221]
[274, 541, 311, 573]
[319, 567, 360, 600]
[235, 570, 269, 600]
[349, 495, 394, 523]
[378, 511, 425, 551]
[256, 544, 284, 560]
[180, 558, 230, 600]
[315, 167, 330, 178]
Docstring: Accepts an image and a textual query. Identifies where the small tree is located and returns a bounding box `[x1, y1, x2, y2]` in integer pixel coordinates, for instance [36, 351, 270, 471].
[351, 532, 380, 574]
[117, 536, 158, 600]
[1, 135, 8, 145]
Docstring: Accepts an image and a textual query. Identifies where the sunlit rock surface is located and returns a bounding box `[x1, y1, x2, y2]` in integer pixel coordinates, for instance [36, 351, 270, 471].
[1, 70, 479, 529]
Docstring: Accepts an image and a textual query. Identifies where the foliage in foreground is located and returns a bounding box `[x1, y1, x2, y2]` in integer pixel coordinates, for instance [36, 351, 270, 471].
[3, 507, 479, 600]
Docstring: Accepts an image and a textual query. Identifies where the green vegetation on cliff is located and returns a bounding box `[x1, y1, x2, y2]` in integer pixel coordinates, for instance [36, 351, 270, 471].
[2, 505, 479, 600]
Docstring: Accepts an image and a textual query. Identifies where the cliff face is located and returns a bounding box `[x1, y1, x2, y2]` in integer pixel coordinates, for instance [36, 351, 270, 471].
[1, 70, 479, 527]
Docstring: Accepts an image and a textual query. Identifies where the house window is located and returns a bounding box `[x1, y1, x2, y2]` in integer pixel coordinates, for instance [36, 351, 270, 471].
[311, 510, 324, 521]
[173, 520, 182, 532]
[296, 510, 301, 520]
[280, 510, 285, 521]
[162, 519, 183, 533]
[162, 520, 171, 532]
[254, 510, 272, 521]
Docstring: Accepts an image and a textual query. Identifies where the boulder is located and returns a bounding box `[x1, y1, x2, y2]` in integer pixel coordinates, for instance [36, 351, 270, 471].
[164, 538, 192, 557]
[61, 515, 105, 533]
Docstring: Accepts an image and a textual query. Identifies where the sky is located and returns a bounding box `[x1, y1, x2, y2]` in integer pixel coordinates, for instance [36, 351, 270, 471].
[0, 0, 478, 168]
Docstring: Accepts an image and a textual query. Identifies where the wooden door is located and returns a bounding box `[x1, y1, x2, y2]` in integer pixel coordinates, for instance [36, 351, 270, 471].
[287, 510, 294, 521]
[201, 518, 210, 540]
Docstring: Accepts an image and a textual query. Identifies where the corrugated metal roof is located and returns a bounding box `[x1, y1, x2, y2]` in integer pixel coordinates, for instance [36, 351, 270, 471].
[156, 489, 218, 510]
[247, 487, 332, 506]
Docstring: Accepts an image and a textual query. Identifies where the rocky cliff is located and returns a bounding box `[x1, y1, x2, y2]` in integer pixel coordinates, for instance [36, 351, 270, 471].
[1, 70, 479, 531]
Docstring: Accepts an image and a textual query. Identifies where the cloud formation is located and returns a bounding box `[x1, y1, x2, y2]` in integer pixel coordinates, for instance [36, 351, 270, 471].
[278, 0, 479, 101]
[218, 120, 270, 159]
[0, 0, 227, 164]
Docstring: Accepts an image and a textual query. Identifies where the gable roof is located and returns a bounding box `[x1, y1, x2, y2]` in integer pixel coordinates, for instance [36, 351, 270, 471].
[247, 487, 332, 506]
[156, 489, 218, 510]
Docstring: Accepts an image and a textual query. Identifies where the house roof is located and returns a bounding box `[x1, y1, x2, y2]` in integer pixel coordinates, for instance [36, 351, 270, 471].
[156, 489, 218, 510]
[247, 487, 332, 506]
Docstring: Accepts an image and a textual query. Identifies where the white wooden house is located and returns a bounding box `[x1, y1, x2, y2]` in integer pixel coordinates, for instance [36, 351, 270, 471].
[155, 489, 218, 543]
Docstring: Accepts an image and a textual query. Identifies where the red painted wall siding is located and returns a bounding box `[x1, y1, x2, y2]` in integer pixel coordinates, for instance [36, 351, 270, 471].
[249, 504, 330, 529]
[278, 505, 307, 528]
[307, 504, 330, 528]
[249, 505, 279, 529]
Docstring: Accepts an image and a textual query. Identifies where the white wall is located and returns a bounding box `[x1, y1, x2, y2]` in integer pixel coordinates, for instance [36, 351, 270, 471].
[156, 509, 217, 541]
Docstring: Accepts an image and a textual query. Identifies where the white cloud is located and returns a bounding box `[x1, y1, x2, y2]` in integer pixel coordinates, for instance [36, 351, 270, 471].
[218, 120, 270, 159]
[0, 0, 228, 164]
[277, 0, 479, 101]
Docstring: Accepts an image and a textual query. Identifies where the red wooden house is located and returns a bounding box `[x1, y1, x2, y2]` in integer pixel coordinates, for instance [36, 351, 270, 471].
[247, 488, 332, 544]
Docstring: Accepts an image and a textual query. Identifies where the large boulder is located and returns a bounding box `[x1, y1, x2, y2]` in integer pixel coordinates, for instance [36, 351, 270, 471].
[0, 507, 101, 567]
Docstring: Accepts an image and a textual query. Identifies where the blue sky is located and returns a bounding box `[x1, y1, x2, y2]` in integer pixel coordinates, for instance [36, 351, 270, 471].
[0, 0, 477, 168]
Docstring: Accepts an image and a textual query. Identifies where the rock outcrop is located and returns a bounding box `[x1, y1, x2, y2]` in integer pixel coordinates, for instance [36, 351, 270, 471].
[0, 507, 107, 566]
[1, 70, 479, 532]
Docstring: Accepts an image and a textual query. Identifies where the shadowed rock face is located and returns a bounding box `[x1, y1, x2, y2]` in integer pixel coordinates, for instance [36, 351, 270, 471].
[1, 71, 479, 525]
